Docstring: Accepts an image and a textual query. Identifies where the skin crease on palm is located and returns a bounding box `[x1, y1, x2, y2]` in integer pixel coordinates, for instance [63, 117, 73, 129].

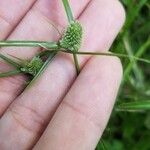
[0, 0, 125, 150]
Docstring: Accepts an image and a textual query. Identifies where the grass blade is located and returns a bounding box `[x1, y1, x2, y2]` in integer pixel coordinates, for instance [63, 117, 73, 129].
[62, 0, 74, 23]
[96, 139, 107, 150]
[123, 33, 144, 85]
[124, 0, 149, 32]
[124, 37, 150, 81]
[0, 70, 22, 78]
[0, 53, 21, 68]
[116, 100, 150, 112]
[0, 41, 58, 49]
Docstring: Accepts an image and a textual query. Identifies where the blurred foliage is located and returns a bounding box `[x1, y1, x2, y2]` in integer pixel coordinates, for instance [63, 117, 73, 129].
[96, 0, 150, 150]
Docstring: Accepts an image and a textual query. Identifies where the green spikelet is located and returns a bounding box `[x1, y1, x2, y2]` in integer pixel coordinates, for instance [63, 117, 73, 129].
[59, 21, 83, 51]
[20, 57, 43, 76]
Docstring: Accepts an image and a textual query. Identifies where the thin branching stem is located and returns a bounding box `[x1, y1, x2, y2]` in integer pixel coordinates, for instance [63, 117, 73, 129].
[73, 54, 80, 75]
[0, 70, 21, 78]
[0, 41, 59, 49]
[0, 53, 21, 68]
[74, 51, 150, 63]
[124, 37, 150, 80]
[62, 0, 80, 75]
[62, 0, 74, 23]
[49, 49, 150, 64]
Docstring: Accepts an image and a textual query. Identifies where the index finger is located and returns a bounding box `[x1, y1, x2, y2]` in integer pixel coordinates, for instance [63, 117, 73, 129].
[34, 56, 123, 150]
[0, 0, 36, 39]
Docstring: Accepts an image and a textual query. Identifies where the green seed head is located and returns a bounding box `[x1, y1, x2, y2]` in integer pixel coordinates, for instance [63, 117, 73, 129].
[21, 57, 43, 76]
[59, 21, 83, 51]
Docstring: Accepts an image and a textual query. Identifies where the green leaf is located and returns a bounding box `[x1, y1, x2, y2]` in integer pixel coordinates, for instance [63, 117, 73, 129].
[0, 70, 22, 78]
[62, 0, 74, 23]
[124, 37, 150, 83]
[116, 100, 150, 112]
[0, 41, 59, 49]
[123, 33, 145, 87]
[96, 140, 108, 150]
[0, 53, 21, 68]
[124, 0, 149, 32]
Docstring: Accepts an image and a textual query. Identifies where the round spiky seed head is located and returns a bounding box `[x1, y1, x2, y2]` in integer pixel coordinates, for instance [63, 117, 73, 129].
[59, 21, 83, 51]
[21, 57, 43, 76]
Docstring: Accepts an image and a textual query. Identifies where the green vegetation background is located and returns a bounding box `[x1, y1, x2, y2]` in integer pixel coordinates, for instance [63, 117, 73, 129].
[96, 0, 150, 150]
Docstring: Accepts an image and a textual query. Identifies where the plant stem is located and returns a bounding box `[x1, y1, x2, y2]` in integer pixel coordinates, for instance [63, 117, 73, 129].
[0, 70, 22, 78]
[116, 100, 150, 112]
[124, 37, 150, 80]
[0, 41, 59, 49]
[0, 53, 21, 68]
[54, 50, 150, 64]
[62, 0, 80, 75]
[73, 54, 80, 75]
[123, 32, 144, 85]
[76, 52, 150, 64]
[62, 0, 74, 23]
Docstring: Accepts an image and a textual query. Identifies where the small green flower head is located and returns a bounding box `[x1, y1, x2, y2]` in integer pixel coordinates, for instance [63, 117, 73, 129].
[21, 57, 43, 76]
[59, 21, 83, 52]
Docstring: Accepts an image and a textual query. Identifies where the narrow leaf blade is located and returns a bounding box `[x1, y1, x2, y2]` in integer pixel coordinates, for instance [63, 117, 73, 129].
[0, 70, 22, 78]
[116, 100, 150, 112]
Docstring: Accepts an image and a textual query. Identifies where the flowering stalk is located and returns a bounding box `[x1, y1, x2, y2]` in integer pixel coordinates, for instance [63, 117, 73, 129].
[0, 41, 59, 49]
[0, 0, 149, 84]
[62, 0, 82, 75]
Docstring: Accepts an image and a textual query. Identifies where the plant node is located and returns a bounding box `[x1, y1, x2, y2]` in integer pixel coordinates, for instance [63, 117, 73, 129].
[20, 57, 44, 76]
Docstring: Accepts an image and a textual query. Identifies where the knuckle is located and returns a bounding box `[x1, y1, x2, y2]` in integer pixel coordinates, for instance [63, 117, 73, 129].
[8, 103, 45, 134]
[108, 55, 123, 79]
[97, 0, 126, 29]
[94, 54, 123, 79]
[94, 0, 126, 33]
[112, 0, 126, 28]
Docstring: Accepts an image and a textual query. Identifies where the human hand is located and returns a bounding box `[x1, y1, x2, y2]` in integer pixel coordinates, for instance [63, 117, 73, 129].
[0, 0, 125, 149]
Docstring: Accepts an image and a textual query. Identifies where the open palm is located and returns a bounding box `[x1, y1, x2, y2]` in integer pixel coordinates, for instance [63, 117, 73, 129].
[0, 0, 125, 149]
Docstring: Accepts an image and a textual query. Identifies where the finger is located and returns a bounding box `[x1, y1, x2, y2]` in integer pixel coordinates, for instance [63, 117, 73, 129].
[0, 0, 125, 149]
[0, 0, 91, 116]
[0, 0, 91, 149]
[0, 0, 36, 39]
[34, 56, 123, 150]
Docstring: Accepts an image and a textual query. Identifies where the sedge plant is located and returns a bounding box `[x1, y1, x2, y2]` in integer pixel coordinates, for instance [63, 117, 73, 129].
[0, 0, 149, 82]
[0, 0, 150, 149]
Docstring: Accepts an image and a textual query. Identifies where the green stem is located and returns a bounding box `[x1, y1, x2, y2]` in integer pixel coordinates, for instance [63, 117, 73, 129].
[0, 53, 21, 68]
[62, 0, 74, 23]
[116, 100, 150, 112]
[53, 50, 150, 64]
[73, 54, 80, 75]
[62, 0, 80, 75]
[0, 41, 59, 49]
[123, 33, 144, 85]
[124, 37, 150, 80]
[76, 52, 150, 64]
[0, 70, 22, 78]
